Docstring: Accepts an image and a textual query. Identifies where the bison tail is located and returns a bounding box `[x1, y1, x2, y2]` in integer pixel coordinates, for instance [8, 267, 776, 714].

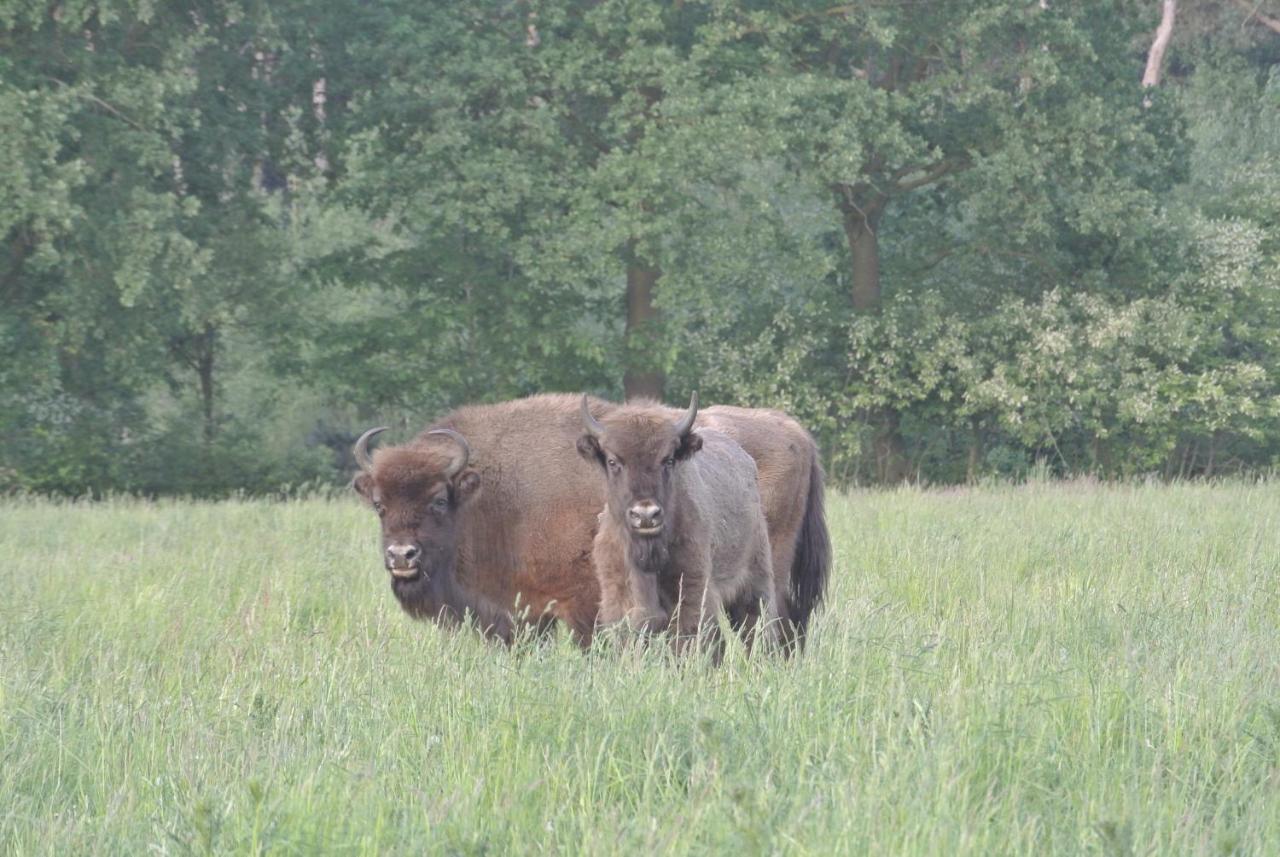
[789, 448, 831, 640]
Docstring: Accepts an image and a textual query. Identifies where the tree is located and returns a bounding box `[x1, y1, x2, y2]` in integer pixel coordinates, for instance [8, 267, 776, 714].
[309, 1, 778, 407]
[679, 0, 1191, 480]
[0, 1, 329, 493]
[3, 0, 1279, 494]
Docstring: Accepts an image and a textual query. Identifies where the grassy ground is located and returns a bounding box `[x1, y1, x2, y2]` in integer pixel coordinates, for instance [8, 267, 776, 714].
[2, 481, 1279, 855]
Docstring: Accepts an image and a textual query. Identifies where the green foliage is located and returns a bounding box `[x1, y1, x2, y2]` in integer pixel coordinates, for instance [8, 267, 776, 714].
[2, 0, 1279, 492]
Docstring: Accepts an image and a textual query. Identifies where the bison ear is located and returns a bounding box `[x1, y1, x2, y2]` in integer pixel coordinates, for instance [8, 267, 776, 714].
[352, 473, 374, 499]
[576, 434, 604, 466]
[675, 430, 703, 461]
[455, 469, 481, 505]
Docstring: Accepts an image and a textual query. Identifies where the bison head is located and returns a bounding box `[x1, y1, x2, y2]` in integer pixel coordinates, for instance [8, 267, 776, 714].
[352, 427, 480, 598]
[576, 393, 702, 555]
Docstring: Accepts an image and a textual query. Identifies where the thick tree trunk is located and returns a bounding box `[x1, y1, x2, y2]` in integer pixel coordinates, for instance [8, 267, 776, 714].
[838, 188, 908, 482]
[623, 250, 664, 402]
[841, 196, 885, 312]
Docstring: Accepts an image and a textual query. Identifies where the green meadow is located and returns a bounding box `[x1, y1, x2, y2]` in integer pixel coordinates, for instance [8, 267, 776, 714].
[2, 482, 1279, 855]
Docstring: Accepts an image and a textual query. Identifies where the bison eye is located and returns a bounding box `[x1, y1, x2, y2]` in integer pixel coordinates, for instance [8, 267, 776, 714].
[606, 458, 619, 471]
[431, 496, 449, 512]
[662, 457, 675, 469]
[373, 501, 386, 516]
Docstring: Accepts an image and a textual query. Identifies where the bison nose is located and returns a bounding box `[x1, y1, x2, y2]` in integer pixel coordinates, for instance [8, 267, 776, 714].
[385, 544, 421, 568]
[627, 501, 663, 533]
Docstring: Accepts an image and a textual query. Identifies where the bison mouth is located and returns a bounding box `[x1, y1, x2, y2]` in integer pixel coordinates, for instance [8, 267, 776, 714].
[630, 524, 664, 537]
[387, 563, 423, 581]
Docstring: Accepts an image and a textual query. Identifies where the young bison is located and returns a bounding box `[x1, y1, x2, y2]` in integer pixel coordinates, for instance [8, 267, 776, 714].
[577, 393, 779, 650]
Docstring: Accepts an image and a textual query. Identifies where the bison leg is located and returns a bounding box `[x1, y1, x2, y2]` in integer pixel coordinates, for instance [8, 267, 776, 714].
[724, 592, 781, 654]
[625, 567, 669, 634]
[752, 539, 783, 651]
[726, 538, 782, 654]
[726, 599, 759, 632]
[592, 531, 633, 627]
[726, 596, 768, 652]
[671, 571, 724, 659]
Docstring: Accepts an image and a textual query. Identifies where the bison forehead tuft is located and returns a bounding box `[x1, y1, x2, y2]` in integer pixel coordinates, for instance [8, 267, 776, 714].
[597, 408, 680, 456]
[371, 447, 456, 496]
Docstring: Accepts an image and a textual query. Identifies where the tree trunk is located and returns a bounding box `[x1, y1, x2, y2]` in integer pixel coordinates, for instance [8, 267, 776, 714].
[3, 229, 32, 302]
[871, 409, 909, 484]
[966, 423, 982, 484]
[838, 187, 908, 482]
[312, 74, 329, 173]
[623, 247, 664, 401]
[1142, 1, 1177, 90]
[620, 82, 666, 403]
[196, 324, 217, 444]
[840, 193, 885, 311]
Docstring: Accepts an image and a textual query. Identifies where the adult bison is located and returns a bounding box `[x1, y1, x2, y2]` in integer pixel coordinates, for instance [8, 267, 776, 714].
[580, 394, 779, 652]
[352, 394, 829, 645]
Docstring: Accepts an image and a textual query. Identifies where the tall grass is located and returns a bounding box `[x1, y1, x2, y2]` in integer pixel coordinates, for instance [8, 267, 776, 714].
[2, 482, 1278, 854]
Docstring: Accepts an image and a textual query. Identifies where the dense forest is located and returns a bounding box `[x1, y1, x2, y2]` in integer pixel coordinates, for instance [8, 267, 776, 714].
[2, 1, 1278, 494]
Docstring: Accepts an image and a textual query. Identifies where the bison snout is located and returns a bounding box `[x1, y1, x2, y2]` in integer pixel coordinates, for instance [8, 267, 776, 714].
[385, 543, 421, 575]
[627, 501, 663, 534]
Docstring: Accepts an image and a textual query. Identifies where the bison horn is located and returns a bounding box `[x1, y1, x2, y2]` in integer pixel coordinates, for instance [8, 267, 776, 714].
[673, 391, 699, 437]
[354, 426, 389, 472]
[425, 428, 471, 478]
[581, 395, 606, 439]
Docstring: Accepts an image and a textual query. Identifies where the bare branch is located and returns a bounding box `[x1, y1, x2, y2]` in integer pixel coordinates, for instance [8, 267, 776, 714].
[1142, 0, 1177, 89]
[730, 4, 860, 38]
[1231, 0, 1280, 34]
[890, 158, 966, 193]
[44, 76, 149, 131]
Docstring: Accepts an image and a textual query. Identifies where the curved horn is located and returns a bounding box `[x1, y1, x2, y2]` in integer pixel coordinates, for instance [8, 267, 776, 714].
[581, 394, 606, 439]
[354, 426, 388, 472]
[673, 391, 699, 437]
[425, 428, 471, 478]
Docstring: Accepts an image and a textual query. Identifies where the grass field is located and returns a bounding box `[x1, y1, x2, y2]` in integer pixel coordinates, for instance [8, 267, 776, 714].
[2, 482, 1279, 855]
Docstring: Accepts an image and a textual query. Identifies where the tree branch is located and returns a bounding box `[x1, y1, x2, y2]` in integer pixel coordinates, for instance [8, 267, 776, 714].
[730, 4, 861, 38]
[1142, 0, 1177, 88]
[890, 157, 966, 194]
[1231, 0, 1280, 34]
[44, 76, 149, 131]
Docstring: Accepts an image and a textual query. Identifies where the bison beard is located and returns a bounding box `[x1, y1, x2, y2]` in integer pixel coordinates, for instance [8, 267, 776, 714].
[627, 532, 671, 578]
[389, 570, 449, 620]
[387, 553, 469, 626]
[387, 552, 512, 641]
